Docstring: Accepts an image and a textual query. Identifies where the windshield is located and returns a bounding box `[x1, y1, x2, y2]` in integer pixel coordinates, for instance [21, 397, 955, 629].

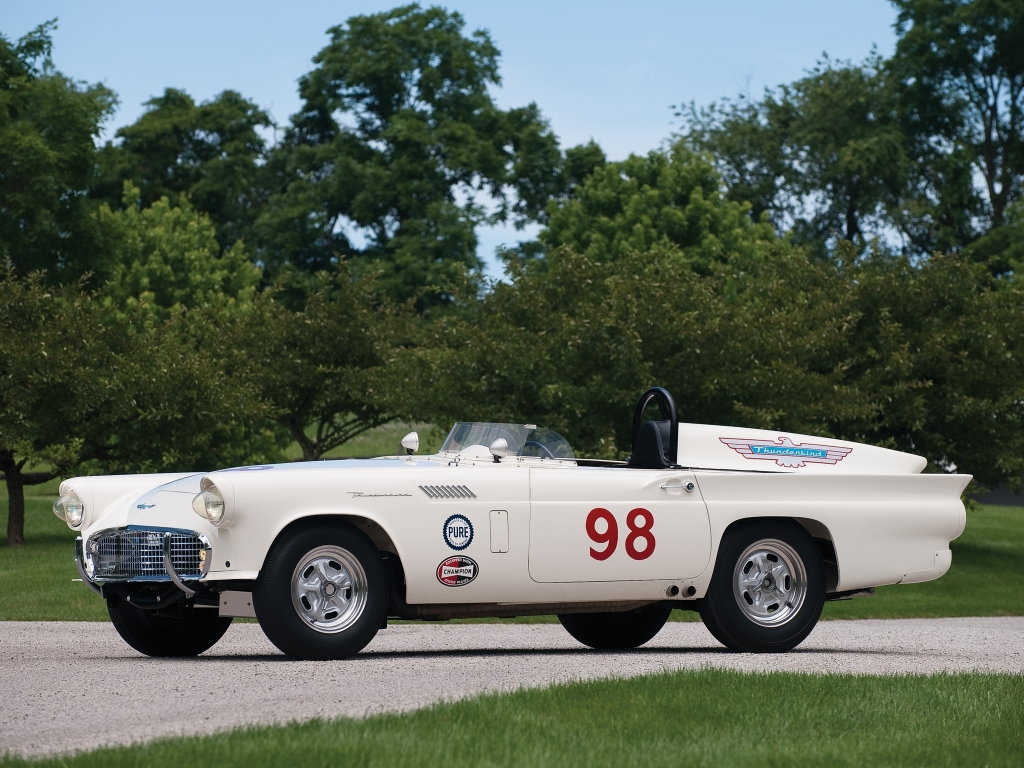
[441, 422, 575, 461]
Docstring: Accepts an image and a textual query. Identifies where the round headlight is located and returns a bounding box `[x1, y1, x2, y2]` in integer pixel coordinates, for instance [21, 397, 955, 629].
[53, 491, 85, 528]
[192, 486, 225, 524]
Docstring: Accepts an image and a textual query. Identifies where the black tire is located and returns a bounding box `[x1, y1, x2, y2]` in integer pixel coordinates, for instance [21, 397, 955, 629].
[253, 521, 387, 660]
[107, 598, 232, 657]
[558, 603, 672, 649]
[698, 519, 825, 653]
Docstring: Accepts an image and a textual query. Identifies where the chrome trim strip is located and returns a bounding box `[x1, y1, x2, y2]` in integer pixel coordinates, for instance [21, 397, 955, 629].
[74, 537, 102, 595]
[163, 532, 196, 596]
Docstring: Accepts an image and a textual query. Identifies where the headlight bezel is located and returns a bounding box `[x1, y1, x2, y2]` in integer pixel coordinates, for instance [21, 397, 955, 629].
[53, 490, 86, 528]
[191, 476, 233, 527]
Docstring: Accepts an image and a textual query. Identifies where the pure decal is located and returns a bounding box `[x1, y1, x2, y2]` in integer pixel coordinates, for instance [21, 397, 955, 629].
[442, 513, 474, 550]
[436, 555, 478, 587]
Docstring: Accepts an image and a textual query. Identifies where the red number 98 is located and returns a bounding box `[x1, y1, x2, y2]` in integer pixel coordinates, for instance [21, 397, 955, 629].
[586, 508, 618, 561]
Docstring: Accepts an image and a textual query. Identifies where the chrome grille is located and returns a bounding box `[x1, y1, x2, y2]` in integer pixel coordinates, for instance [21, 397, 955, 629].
[89, 528, 205, 581]
[419, 485, 476, 499]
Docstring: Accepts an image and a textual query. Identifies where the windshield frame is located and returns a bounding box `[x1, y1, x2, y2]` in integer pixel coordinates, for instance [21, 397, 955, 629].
[438, 422, 576, 464]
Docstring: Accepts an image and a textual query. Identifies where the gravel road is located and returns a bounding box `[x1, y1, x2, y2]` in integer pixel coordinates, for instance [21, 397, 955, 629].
[2, 617, 1022, 758]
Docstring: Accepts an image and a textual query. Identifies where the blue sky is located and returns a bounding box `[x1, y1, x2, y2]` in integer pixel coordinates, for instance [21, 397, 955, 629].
[4, 1, 899, 275]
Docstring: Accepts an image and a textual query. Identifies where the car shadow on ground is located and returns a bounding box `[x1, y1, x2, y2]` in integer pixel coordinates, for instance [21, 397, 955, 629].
[180, 644, 924, 663]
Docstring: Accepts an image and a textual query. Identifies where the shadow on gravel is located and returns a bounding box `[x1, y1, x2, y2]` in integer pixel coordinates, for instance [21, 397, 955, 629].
[182, 645, 925, 663]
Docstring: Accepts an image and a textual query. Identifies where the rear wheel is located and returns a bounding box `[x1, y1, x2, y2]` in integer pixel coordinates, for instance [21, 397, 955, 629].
[698, 520, 824, 653]
[107, 599, 232, 657]
[253, 522, 387, 660]
[558, 603, 672, 649]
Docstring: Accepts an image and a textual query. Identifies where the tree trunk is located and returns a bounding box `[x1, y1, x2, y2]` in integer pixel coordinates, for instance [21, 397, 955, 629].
[287, 421, 319, 462]
[4, 466, 25, 547]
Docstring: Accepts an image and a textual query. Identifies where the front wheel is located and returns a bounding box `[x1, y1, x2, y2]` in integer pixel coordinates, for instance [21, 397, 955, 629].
[108, 598, 232, 657]
[558, 603, 672, 649]
[699, 520, 824, 653]
[253, 522, 387, 660]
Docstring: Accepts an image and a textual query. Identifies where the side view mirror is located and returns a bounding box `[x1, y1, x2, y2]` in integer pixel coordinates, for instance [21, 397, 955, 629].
[400, 431, 419, 456]
[489, 437, 509, 463]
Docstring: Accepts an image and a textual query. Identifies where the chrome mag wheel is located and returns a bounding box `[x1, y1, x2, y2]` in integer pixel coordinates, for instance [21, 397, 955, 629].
[732, 538, 808, 627]
[290, 545, 368, 634]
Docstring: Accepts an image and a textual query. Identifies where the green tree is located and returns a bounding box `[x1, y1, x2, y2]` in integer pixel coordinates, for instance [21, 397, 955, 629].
[258, 4, 563, 303]
[416, 144, 1024, 490]
[228, 265, 406, 461]
[97, 183, 262, 319]
[683, 56, 912, 256]
[406, 244, 860, 458]
[540, 141, 779, 271]
[839, 251, 1024, 488]
[561, 141, 608, 193]
[891, 0, 1024, 227]
[407, 144, 860, 454]
[0, 21, 116, 279]
[0, 268, 266, 546]
[93, 88, 272, 249]
[415, 247, 1024, 487]
[680, 96, 789, 230]
[963, 199, 1024, 277]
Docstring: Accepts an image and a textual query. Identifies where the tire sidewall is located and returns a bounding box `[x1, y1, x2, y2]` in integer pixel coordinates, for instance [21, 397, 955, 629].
[558, 603, 672, 650]
[254, 521, 387, 660]
[704, 520, 825, 652]
[107, 599, 233, 657]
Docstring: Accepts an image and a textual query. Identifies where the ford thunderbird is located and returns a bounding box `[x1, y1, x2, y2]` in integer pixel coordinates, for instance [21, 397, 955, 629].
[53, 388, 969, 659]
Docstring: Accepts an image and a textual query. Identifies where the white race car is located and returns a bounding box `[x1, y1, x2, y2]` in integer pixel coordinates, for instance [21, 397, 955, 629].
[54, 388, 969, 659]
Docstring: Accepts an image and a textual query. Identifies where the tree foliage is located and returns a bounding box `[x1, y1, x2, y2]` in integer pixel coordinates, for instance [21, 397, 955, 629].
[683, 55, 919, 257]
[403, 244, 858, 458]
[412, 146, 1024, 489]
[0, 21, 116, 279]
[94, 88, 271, 249]
[0, 268, 267, 545]
[891, 0, 1024, 227]
[257, 4, 562, 302]
[98, 183, 261, 318]
[839, 251, 1024, 486]
[226, 265, 407, 461]
[4, 4, 1024, 547]
[541, 143, 778, 270]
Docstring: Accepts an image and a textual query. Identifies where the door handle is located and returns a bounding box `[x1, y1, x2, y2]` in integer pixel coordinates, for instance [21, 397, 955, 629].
[661, 481, 695, 493]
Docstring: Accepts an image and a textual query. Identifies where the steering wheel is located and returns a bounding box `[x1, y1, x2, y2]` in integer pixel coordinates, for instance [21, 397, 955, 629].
[522, 440, 558, 460]
[630, 387, 680, 462]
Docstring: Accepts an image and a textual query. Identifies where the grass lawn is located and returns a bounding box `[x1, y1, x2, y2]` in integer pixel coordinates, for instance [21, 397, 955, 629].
[2, 669, 1021, 768]
[2, 471, 1021, 621]
[282, 421, 448, 460]
[821, 501, 1024, 620]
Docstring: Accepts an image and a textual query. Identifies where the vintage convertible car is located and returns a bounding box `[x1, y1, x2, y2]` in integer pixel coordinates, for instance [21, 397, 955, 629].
[54, 388, 969, 660]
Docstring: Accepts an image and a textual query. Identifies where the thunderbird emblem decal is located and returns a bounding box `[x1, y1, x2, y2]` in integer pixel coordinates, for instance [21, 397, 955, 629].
[719, 436, 852, 468]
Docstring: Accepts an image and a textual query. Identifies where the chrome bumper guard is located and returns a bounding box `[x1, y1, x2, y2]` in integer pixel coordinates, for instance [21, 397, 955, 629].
[162, 531, 195, 596]
[74, 537, 102, 595]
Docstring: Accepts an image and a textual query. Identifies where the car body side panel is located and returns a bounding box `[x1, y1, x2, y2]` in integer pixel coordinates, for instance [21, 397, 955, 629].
[528, 468, 712, 582]
[694, 472, 970, 592]
[77, 460, 970, 605]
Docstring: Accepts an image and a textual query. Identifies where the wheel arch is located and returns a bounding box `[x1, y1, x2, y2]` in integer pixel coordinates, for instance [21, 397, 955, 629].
[267, 513, 401, 557]
[713, 515, 839, 594]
